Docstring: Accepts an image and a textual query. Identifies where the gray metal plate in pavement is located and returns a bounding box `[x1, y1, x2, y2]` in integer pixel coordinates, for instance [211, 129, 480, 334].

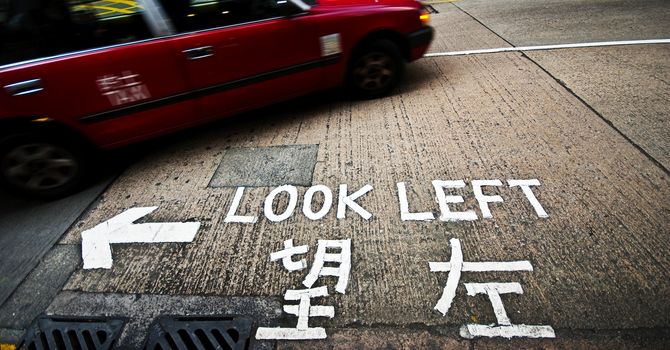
[209, 145, 319, 187]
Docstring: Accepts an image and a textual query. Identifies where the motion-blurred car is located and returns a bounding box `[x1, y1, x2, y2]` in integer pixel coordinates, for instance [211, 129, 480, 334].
[0, 0, 433, 197]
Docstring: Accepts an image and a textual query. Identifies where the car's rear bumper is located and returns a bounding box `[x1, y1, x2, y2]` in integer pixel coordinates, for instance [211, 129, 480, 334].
[407, 26, 434, 61]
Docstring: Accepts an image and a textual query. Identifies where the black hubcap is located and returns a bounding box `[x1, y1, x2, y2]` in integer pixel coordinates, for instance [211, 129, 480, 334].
[2, 143, 78, 191]
[353, 52, 396, 91]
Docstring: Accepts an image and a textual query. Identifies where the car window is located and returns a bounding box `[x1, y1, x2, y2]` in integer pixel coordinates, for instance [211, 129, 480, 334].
[158, 0, 294, 33]
[0, 0, 153, 66]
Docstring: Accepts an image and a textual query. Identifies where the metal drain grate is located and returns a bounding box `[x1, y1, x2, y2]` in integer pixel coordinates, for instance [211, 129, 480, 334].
[144, 315, 253, 350]
[23, 316, 124, 350]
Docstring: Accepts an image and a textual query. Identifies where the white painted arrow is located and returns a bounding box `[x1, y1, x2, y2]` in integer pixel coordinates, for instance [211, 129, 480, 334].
[81, 206, 201, 269]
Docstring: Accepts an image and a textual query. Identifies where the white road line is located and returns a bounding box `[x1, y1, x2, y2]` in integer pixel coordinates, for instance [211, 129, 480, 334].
[425, 39, 670, 57]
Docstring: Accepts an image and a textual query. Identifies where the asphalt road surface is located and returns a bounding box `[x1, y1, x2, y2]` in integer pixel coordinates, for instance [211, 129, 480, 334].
[1, 0, 669, 348]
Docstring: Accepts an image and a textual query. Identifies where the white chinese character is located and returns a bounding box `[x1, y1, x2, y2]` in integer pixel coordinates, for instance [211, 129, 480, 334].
[270, 239, 309, 271]
[119, 71, 141, 88]
[128, 84, 151, 101]
[430, 238, 555, 339]
[255, 286, 334, 339]
[96, 75, 120, 92]
[256, 238, 352, 340]
[96, 71, 150, 106]
[303, 239, 351, 294]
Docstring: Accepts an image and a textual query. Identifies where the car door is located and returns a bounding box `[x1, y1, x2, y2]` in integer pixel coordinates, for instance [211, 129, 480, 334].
[163, 0, 325, 120]
[0, 0, 196, 148]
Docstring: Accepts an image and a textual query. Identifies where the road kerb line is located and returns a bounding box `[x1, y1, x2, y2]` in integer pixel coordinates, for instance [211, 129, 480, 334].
[421, 0, 460, 4]
[425, 39, 670, 57]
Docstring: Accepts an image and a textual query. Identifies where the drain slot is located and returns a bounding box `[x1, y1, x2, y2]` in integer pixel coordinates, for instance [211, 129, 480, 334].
[144, 315, 253, 350]
[23, 316, 124, 350]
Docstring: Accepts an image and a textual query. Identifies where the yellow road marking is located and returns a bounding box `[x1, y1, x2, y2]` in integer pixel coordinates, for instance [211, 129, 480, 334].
[106, 0, 140, 7]
[74, 4, 136, 14]
[72, 0, 143, 17]
[1, 344, 17, 350]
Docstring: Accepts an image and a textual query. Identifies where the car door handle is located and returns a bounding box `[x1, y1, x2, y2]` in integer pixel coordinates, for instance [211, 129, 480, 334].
[183, 46, 214, 60]
[5, 79, 43, 96]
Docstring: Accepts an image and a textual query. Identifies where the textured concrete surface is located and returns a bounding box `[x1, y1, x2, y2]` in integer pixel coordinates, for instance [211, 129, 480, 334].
[2, 1, 669, 348]
[526, 45, 670, 170]
[0, 244, 80, 330]
[427, 3, 511, 53]
[60, 50, 670, 332]
[209, 145, 319, 187]
[47, 292, 281, 349]
[454, 0, 670, 46]
[0, 328, 23, 345]
[0, 178, 109, 306]
[277, 328, 670, 350]
[278, 329, 468, 350]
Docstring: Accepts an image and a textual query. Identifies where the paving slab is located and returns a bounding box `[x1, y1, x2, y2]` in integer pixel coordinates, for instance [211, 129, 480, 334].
[525, 45, 670, 170]
[454, 0, 670, 46]
[209, 145, 319, 187]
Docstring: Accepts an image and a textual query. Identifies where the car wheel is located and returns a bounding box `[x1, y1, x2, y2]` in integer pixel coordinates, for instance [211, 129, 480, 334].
[348, 39, 404, 99]
[0, 134, 87, 198]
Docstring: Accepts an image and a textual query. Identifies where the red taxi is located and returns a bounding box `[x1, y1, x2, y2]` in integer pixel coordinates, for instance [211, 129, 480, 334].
[0, 0, 433, 197]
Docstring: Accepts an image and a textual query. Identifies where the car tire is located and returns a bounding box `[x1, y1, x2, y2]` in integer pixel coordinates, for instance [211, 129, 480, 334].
[0, 133, 89, 198]
[347, 39, 405, 99]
